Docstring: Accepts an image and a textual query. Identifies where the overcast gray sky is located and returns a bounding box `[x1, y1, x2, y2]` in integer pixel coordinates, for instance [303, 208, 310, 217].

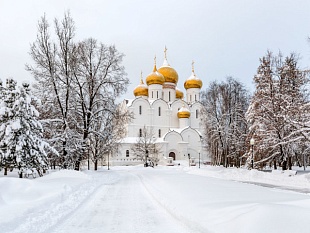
[1, 0, 310, 99]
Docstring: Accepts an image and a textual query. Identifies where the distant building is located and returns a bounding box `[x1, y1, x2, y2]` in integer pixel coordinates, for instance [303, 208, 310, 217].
[113, 48, 208, 165]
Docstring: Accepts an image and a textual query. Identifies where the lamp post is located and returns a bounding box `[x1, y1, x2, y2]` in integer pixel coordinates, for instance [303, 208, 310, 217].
[188, 153, 190, 167]
[250, 138, 255, 169]
[86, 138, 91, 170]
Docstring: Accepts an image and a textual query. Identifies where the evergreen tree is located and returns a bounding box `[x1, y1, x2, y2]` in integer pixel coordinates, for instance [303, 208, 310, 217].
[0, 79, 57, 177]
[0, 79, 19, 175]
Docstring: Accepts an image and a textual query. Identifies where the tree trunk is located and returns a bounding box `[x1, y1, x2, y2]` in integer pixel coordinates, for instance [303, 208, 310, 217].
[19, 172, 23, 178]
[94, 159, 98, 171]
[288, 156, 292, 170]
[4, 167, 7, 175]
[282, 160, 287, 170]
[273, 160, 277, 170]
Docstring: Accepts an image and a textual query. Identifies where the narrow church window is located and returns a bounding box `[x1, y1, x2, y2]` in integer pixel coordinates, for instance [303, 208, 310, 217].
[157, 91, 159, 99]
[158, 107, 161, 116]
[159, 129, 161, 138]
[169, 91, 171, 101]
[195, 94, 197, 101]
[139, 105, 142, 115]
[126, 150, 129, 157]
[190, 95, 192, 102]
[196, 109, 199, 119]
[152, 91, 153, 98]
[139, 128, 142, 137]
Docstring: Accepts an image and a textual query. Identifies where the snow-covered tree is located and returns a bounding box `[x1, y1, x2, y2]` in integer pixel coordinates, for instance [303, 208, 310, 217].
[0, 79, 57, 177]
[201, 77, 249, 167]
[131, 126, 161, 167]
[246, 51, 308, 170]
[27, 12, 129, 170]
[88, 103, 131, 170]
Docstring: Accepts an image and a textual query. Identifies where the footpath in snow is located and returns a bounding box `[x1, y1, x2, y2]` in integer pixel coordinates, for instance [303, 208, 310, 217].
[1, 164, 310, 233]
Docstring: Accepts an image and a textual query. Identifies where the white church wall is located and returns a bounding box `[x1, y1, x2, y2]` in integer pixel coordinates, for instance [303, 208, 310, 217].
[170, 100, 186, 128]
[181, 128, 201, 159]
[129, 98, 151, 137]
[189, 102, 203, 130]
[151, 99, 170, 137]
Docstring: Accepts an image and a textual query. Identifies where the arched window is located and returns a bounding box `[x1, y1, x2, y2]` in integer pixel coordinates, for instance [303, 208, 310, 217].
[195, 94, 197, 101]
[158, 107, 161, 116]
[158, 129, 161, 138]
[157, 91, 159, 99]
[152, 91, 154, 98]
[139, 128, 142, 137]
[190, 95, 192, 102]
[169, 91, 171, 101]
[139, 105, 142, 115]
[126, 150, 129, 157]
[196, 109, 199, 119]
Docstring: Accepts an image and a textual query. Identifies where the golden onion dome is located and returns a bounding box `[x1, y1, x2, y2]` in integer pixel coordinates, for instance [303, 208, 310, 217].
[184, 61, 203, 90]
[134, 72, 148, 97]
[177, 105, 191, 118]
[176, 87, 184, 99]
[158, 46, 179, 84]
[146, 57, 165, 86]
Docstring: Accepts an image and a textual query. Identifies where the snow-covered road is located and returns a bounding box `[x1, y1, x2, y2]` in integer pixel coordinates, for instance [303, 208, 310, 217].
[51, 170, 193, 233]
[2, 165, 310, 233]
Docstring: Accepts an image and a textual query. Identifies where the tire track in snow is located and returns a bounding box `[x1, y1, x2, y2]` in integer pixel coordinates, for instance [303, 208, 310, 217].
[50, 170, 197, 233]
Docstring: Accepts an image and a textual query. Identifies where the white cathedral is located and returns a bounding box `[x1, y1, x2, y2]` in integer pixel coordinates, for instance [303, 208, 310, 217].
[112, 49, 208, 166]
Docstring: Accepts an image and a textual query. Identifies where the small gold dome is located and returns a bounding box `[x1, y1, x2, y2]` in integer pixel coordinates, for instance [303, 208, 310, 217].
[177, 105, 191, 118]
[184, 61, 203, 90]
[176, 87, 184, 99]
[146, 58, 165, 86]
[184, 77, 203, 89]
[158, 46, 178, 84]
[134, 72, 148, 97]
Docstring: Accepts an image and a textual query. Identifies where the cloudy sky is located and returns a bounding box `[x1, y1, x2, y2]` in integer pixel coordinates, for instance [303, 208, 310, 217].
[1, 0, 310, 99]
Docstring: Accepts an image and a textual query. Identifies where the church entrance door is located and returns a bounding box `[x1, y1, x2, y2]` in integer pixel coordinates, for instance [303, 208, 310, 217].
[169, 152, 176, 160]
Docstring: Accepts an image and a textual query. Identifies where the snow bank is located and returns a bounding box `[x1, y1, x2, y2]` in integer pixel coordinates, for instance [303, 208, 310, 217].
[186, 165, 310, 192]
[0, 169, 107, 233]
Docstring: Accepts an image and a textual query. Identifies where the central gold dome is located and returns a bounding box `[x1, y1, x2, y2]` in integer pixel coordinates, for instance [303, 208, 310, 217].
[158, 47, 179, 84]
[158, 65, 178, 84]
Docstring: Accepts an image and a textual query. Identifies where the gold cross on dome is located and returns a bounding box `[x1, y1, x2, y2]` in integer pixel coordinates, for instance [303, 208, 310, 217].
[140, 71, 143, 84]
[192, 60, 195, 73]
[164, 46, 167, 59]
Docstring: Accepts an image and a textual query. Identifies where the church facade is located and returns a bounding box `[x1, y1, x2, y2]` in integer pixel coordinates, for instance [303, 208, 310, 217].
[112, 49, 208, 166]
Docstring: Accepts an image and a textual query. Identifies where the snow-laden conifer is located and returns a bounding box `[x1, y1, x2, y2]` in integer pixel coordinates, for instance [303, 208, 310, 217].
[0, 79, 57, 177]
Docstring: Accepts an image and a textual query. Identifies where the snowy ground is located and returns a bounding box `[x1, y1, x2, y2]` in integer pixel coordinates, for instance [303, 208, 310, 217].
[1, 164, 310, 233]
